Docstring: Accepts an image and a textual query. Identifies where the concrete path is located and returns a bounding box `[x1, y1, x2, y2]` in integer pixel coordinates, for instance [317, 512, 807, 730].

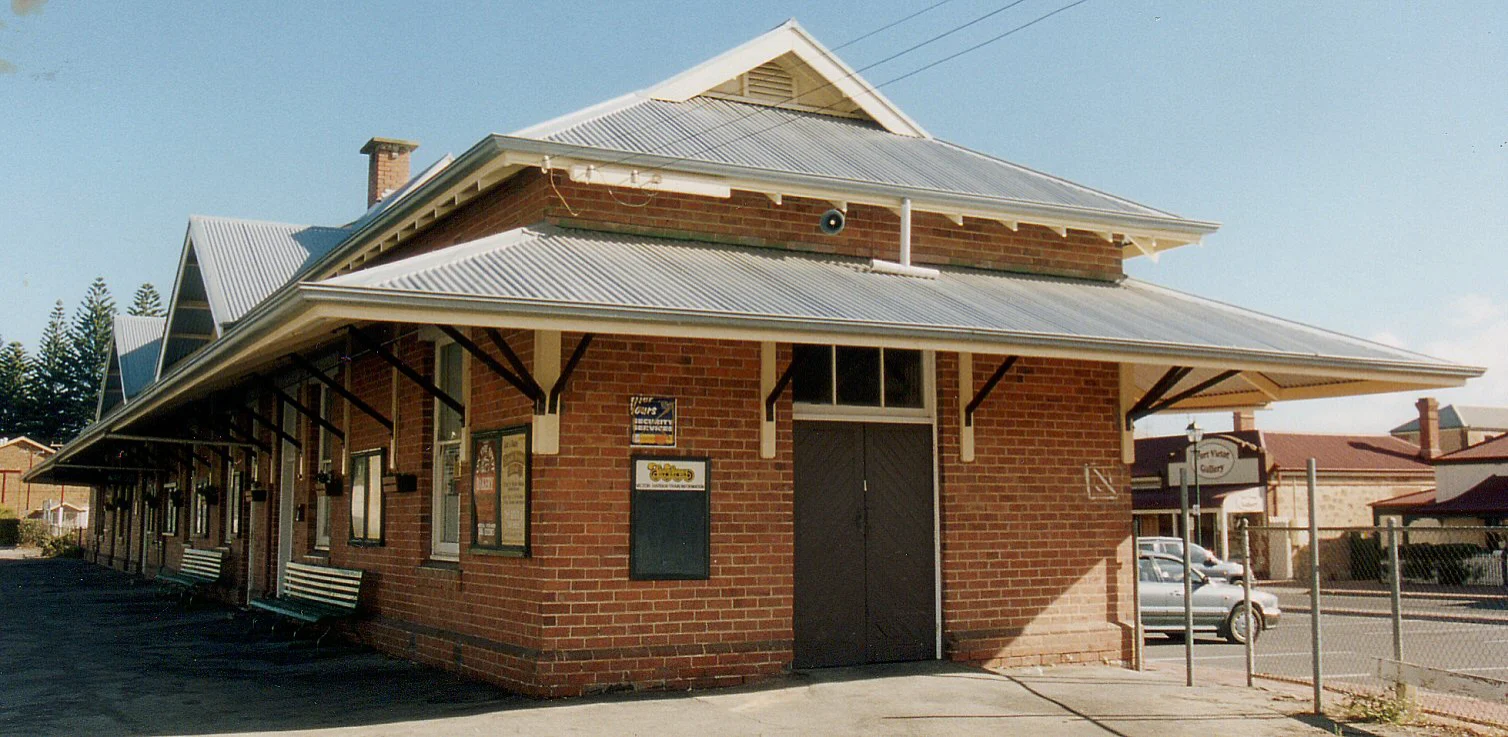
[0, 557, 1440, 737]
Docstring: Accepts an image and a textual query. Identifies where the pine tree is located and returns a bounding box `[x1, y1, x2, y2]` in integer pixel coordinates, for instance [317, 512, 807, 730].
[28, 301, 75, 443]
[0, 339, 30, 437]
[68, 277, 116, 436]
[128, 283, 165, 317]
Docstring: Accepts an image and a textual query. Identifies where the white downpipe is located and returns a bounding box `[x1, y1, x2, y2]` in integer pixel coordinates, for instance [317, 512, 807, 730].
[900, 197, 913, 266]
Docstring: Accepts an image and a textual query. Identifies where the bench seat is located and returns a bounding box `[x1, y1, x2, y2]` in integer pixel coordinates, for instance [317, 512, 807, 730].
[249, 562, 365, 645]
[155, 548, 226, 604]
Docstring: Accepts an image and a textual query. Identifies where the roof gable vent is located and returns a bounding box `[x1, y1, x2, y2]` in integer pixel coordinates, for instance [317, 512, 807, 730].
[743, 62, 796, 104]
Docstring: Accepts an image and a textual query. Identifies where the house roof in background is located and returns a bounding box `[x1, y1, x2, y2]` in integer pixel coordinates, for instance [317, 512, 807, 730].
[0, 437, 54, 455]
[1370, 488, 1437, 509]
[1436, 432, 1508, 464]
[1422, 476, 1508, 515]
[112, 315, 166, 400]
[1391, 405, 1508, 434]
[186, 216, 352, 326]
[1262, 432, 1429, 472]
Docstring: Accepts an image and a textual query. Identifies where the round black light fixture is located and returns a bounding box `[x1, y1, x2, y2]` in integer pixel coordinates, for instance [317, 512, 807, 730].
[819, 209, 846, 235]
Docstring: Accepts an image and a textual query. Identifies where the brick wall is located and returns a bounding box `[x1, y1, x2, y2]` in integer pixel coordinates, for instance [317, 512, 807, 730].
[0, 443, 92, 518]
[937, 353, 1134, 669]
[368, 170, 1124, 282]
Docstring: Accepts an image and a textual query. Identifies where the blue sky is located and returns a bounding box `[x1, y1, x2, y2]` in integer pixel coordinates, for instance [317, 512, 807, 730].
[2, 1, 1504, 435]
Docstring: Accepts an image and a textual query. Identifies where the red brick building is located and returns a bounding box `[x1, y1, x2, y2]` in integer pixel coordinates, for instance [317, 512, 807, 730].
[29, 22, 1479, 695]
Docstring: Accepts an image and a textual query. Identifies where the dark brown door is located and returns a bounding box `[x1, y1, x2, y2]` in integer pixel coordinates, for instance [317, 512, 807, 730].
[793, 421, 935, 668]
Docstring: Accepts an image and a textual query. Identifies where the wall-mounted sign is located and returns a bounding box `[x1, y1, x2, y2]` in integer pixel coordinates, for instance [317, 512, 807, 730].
[630, 455, 710, 580]
[1167, 436, 1261, 486]
[471, 425, 530, 555]
[630, 395, 676, 447]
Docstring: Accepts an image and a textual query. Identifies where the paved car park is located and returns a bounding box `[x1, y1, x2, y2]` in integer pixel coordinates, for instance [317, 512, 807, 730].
[0, 555, 1442, 737]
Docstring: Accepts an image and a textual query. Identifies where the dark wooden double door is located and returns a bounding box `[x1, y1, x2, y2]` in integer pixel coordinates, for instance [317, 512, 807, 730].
[793, 421, 935, 668]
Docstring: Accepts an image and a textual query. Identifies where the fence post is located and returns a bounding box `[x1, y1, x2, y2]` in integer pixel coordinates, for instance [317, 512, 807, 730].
[1180, 468, 1194, 688]
[1387, 518, 1413, 702]
[1308, 458, 1323, 715]
[1133, 515, 1144, 672]
[1241, 518, 1254, 687]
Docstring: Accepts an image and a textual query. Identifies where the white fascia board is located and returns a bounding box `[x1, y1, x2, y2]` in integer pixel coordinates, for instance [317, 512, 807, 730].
[640, 19, 929, 138]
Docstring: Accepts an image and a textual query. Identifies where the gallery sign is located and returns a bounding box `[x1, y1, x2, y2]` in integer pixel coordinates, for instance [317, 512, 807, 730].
[630, 395, 676, 447]
[1167, 436, 1261, 486]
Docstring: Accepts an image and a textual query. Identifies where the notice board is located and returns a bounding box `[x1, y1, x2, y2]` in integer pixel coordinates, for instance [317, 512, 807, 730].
[629, 456, 710, 580]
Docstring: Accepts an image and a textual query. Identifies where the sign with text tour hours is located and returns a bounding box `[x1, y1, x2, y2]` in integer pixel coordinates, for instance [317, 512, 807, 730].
[629, 395, 676, 447]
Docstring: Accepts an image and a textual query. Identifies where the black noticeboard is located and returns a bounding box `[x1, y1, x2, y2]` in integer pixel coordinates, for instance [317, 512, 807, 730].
[629, 456, 710, 580]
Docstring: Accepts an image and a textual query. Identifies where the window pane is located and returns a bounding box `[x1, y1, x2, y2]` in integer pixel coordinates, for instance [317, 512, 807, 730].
[438, 444, 460, 545]
[883, 349, 923, 408]
[366, 456, 383, 540]
[436, 343, 464, 442]
[791, 345, 832, 404]
[350, 456, 367, 540]
[318, 386, 336, 468]
[835, 347, 881, 406]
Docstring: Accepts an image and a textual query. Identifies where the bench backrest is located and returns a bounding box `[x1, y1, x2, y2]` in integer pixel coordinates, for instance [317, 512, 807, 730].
[284, 562, 364, 612]
[181, 548, 225, 581]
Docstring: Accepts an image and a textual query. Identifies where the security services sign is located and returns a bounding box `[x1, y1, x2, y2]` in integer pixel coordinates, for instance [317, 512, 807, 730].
[630, 396, 676, 447]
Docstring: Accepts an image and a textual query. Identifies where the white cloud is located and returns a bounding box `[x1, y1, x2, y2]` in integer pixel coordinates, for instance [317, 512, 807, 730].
[1449, 293, 1506, 328]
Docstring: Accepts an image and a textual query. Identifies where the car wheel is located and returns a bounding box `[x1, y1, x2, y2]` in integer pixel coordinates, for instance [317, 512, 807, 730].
[1224, 604, 1263, 645]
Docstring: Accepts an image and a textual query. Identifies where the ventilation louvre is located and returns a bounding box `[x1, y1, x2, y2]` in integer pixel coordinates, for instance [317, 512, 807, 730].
[744, 63, 797, 103]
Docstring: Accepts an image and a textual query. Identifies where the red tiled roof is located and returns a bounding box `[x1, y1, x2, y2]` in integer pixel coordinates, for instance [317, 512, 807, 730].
[1426, 476, 1508, 515]
[1436, 432, 1508, 463]
[1370, 488, 1436, 509]
[1261, 432, 1430, 472]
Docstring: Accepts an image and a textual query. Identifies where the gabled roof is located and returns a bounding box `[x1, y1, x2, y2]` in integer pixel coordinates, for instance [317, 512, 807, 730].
[517, 19, 928, 140]
[1436, 432, 1508, 464]
[1390, 405, 1508, 434]
[0, 436, 54, 455]
[312, 224, 1476, 384]
[157, 216, 350, 377]
[1261, 432, 1429, 473]
[113, 315, 166, 400]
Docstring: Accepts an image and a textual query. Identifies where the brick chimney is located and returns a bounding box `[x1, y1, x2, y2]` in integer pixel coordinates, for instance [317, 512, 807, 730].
[1232, 410, 1256, 432]
[1416, 397, 1441, 461]
[360, 137, 419, 207]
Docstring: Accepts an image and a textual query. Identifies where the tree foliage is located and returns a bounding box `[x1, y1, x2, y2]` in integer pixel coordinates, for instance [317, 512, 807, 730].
[128, 283, 165, 317]
[1, 278, 126, 443]
[0, 339, 30, 436]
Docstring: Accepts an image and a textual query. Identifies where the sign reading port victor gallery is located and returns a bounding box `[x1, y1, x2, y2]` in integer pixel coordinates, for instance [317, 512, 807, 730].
[629, 395, 676, 447]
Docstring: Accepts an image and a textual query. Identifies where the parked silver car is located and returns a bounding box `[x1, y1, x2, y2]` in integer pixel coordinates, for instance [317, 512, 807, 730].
[1137, 536, 1245, 581]
[1138, 553, 1280, 644]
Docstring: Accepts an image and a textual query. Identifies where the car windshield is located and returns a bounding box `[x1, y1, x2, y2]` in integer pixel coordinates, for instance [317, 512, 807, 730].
[1189, 543, 1219, 564]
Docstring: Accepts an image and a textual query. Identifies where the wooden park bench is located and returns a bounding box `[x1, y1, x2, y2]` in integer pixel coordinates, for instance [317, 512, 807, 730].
[154, 547, 225, 606]
[249, 561, 365, 647]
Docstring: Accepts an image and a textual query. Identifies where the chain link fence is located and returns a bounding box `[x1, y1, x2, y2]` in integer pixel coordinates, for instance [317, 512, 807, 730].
[1246, 523, 1508, 729]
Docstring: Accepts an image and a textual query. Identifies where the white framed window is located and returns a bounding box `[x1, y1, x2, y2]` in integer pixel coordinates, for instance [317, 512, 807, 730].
[431, 340, 464, 560]
[226, 469, 242, 540]
[192, 477, 210, 538]
[349, 449, 384, 544]
[791, 346, 933, 421]
[314, 384, 335, 551]
[163, 483, 180, 536]
[144, 480, 158, 535]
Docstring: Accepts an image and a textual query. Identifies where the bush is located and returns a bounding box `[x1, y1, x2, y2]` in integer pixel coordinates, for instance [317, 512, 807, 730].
[40, 535, 82, 558]
[0, 505, 16, 519]
[16, 520, 48, 547]
[1343, 692, 1415, 724]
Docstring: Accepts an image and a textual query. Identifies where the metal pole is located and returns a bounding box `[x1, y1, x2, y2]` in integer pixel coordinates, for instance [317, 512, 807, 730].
[1181, 468, 1195, 687]
[1133, 515, 1144, 671]
[1242, 518, 1254, 687]
[1307, 458, 1323, 715]
[1388, 518, 1409, 702]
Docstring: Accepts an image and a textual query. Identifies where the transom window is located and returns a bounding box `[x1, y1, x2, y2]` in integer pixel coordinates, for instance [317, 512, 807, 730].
[792, 345, 926, 410]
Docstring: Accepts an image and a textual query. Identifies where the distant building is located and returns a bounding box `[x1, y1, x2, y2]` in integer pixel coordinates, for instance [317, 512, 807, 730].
[0, 437, 91, 519]
[1374, 403, 1508, 537]
[1390, 402, 1508, 454]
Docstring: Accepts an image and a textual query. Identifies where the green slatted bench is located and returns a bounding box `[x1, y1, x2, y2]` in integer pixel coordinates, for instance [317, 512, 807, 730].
[250, 561, 365, 647]
[155, 547, 226, 606]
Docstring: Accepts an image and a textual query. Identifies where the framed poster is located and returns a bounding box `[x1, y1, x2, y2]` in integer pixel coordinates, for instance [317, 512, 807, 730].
[629, 456, 710, 580]
[629, 396, 676, 447]
[471, 425, 530, 555]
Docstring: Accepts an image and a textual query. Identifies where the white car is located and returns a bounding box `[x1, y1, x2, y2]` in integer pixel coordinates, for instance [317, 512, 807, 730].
[1138, 553, 1280, 644]
[1138, 536, 1246, 581]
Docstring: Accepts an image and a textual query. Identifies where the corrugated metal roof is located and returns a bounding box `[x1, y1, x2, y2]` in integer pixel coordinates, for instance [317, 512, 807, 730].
[188, 216, 351, 325]
[1437, 432, 1508, 463]
[346, 154, 455, 231]
[1393, 405, 1508, 434]
[113, 315, 165, 400]
[316, 224, 1466, 376]
[533, 96, 1178, 221]
[1261, 432, 1430, 472]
